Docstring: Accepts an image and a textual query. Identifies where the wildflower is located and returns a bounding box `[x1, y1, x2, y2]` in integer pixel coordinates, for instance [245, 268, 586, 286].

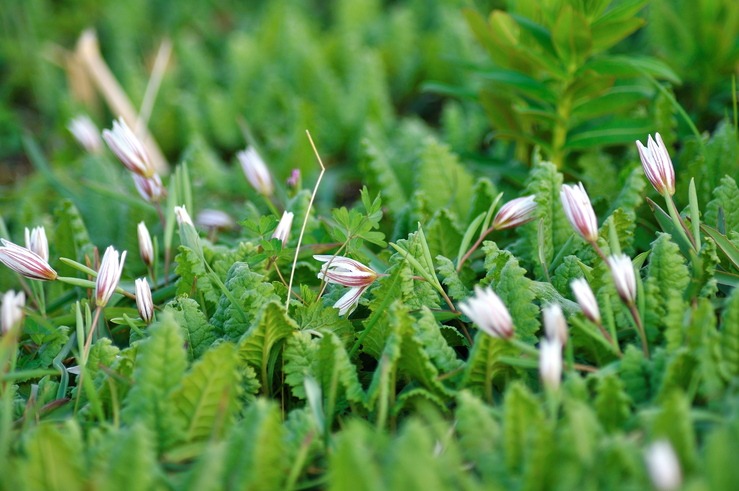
[24, 226, 49, 262]
[0, 239, 57, 281]
[539, 338, 562, 391]
[542, 303, 568, 345]
[137, 222, 153, 267]
[636, 133, 675, 196]
[608, 254, 637, 304]
[102, 117, 155, 178]
[570, 278, 601, 324]
[645, 441, 682, 491]
[135, 278, 154, 324]
[560, 183, 599, 243]
[68, 115, 103, 154]
[238, 147, 274, 196]
[492, 195, 537, 230]
[1, 290, 25, 335]
[132, 173, 165, 203]
[174, 205, 194, 227]
[272, 211, 294, 246]
[195, 209, 236, 230]
[314, 255, 379, 316]
[287, 169, 301, 189]
[95, 246, 126, 308]
[458, 285, 514, 339]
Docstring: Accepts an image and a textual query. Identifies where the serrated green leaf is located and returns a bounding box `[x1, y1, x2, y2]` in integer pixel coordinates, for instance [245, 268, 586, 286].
[502, 382, 547, 472]
[165, 296, 218, 359]
[461, 332, 516, 402]
[594, 373, 632, 432]
[650, 390, 697, 472]
[237, 301, 298, 392]
[618, 345, 650, 404]
[221, 399, 288, 490]
[210, 262, 279, 342]
[121, 313, 188, 453]
[644, 234, 690, 341]
[426, 209, 463, 260]
[171, 342, 241, 443]
[16, 421, 85, 491]
[328, 420, 386, 491]
[415, 138, 474, 220]
[436, 255, 470, 301]
[92, 424, 158, 491]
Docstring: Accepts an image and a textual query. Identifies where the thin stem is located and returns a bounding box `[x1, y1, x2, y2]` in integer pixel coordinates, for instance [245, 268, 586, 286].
[457, 224, 495, 272]
[627, 302, 650, 358]
[82, 307, 103, 362]
[665, 194, 698, 251]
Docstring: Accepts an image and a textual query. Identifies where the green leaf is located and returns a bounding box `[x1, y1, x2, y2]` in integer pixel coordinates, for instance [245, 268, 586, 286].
[650, 390, 697, 472]
[237, 301, 298, 391]
[221, 399, 288, 490]
[483, 242, 540, 341]
[521, 160, 570, 277]
[328, 420, 386, 491]
[564, 118, 655, 149]
[436, 255, 471, 301]
[52, 200, 94, 277]
[701, 223, 739, 271]
[414, 307, 464, 374]
[361, 136, 409, 215]
[210, 262, 279, 342]
[121, 313, 188, 453]
[719, 288, 739, 381]
[594, 373, 632, 432]
[502, 382, 547, 472]
[426, 209, 463, 260]
[171, 342, 241, 443]
[618, 345, 650, 404]
[644, 234, 690, 340]
[552, 6, 591, 67]
[461, 332, 516, 402]
[454, 391, 501, 476]
[165, 296, 218, 359]
[16, 422, 85, 491]
[182, 442, 227, 491]
[92, 424, 158, 491]
[415, 138, 474, 220]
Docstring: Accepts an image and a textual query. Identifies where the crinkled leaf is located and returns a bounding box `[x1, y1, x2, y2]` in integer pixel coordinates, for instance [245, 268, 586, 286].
[165, 296, 218, 359]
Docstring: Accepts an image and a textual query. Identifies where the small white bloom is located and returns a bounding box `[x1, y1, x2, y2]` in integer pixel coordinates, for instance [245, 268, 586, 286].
[539, 338, 562, 391]
[570, 278, 601, 324]
[195, 209, 236, 230]
[608, 254, 637, 305]
[24, 226, 49, 262]
[132, 173, 165, 203]
[314, 255, 379, 316]
[492, 195, 537, 230]
[458, 285, 514, 339]
[95, 246, 126, 308]
[137, 222, 154, 267]
[238, 147, 274, 196]
[102, 117, 155, 177]
[68, 115, 103, 154]
[135, 278, 154, 324]
[636, 133, 675, 196]
[645, 440, 682, 491]
[0, 239, 57, 281]
[542, 303, 568, 345]
[560, 183, 599, 243]
[174, 205, 194, 227]
[272, 211, 294, 246]
[1, 290, 25, 335]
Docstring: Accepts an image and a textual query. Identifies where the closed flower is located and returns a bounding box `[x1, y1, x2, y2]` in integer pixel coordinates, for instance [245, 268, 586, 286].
[492, 195, 537, 230]
[238, 147, 274, 196]
[314, 255, 379, 316]
[102, 117, 155, 178]
[458, 285, 514, 339]
[636, 133, 675, 196]
[95, 246, 127, 308]
[135, 278, 154, 324]
[0, 239, 57, 281]
[560, 183, 599, 243]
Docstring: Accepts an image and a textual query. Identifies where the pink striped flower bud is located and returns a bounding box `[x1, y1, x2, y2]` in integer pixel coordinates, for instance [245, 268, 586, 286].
[458, 285, 514, 339]
[492, 195, 537, 230]
[195, 209, 236, 230]
[132, 173, 166, 203]
[1, 290, 25, 335]
[542, 303, 568, 345]
[238, 147, 274, 196]
[24, 226, 49, 262]
[560, 183, 599, 243]
[68, 115, 103, 154]
[102, 117, 155, 178]
[272, 211, 294, 246]
[314, 255, 379, 316]
[539, 338, 562, 391]
[0, 239, 57, 281]
[137, 222, 154, 267]
[636, 133, 675, 196]
[135, 278, 154, 324]
[570, 278, 601, 324]
[95, 246, 126, 307]
[608, 254, 637, 305]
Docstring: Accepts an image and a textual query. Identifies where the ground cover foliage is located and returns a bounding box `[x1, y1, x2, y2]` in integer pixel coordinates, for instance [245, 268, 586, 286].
[1, 0, 738, 490]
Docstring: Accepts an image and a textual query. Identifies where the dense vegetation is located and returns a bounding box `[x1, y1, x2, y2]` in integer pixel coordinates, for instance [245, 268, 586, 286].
[1, 0, 738, 489]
